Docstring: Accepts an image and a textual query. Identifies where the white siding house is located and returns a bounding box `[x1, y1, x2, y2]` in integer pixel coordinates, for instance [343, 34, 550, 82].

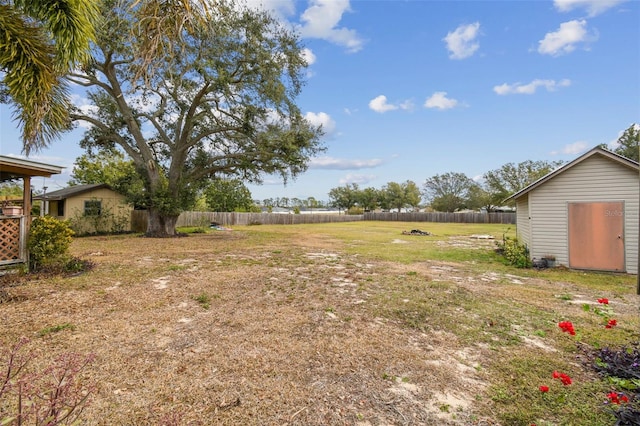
[506, 147, 638, 274]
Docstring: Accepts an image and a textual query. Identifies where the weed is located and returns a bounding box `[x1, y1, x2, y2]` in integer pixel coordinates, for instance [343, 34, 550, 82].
[193, 293, 211, 310]
[38, 323, 75, 337]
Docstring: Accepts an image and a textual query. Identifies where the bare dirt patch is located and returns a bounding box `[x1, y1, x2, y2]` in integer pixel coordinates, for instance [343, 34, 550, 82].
[1, 231, 637, 425]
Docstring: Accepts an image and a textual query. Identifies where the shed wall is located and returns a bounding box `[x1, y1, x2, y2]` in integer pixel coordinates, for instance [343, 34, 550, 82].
[528, 155, 638, 273]
[515, 195, 530, 246]
[50, 188, 132, 232]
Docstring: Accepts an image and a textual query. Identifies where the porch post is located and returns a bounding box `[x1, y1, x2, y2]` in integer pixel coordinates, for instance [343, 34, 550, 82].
[23, 176, 32, 226]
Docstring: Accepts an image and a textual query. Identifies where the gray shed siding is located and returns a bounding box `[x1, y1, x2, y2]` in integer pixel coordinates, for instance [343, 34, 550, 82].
[526, 155, 638, 273]
[515, 195, 530, 247]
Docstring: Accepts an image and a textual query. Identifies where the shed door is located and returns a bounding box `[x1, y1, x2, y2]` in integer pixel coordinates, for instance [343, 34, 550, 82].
[568, 202, 625, 271]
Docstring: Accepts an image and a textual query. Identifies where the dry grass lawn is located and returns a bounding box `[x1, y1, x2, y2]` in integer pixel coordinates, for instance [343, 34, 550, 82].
[1, 222, 638, 425]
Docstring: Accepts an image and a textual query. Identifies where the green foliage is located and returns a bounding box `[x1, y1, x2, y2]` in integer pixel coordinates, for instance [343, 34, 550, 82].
[380, 180, 421, 211]
[193, 293, 211, 310]
[27, 216, 74, 272]
[0, 0, 98, 152]
[68, 0, 323, 236]
[495, 235, 531, 268]
[70, 150, 145, 202]
[328, 183, 360, 211]
[68, 200, 130, 236]
[204, 178, 254, 212]
[610, 123, 639, 162]
[38, 323, 75, 337]
[483, 160, 564, 206]
[423, 172, 475, 212]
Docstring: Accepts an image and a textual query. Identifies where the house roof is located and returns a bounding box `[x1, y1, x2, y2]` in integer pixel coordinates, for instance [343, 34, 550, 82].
[505, 146, 639, 202]
[33, 183, 111, 201]
[0, 155, 64, 181]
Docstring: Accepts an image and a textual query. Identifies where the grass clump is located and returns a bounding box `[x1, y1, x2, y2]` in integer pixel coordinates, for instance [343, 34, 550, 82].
[193, 293, 211, 309]
[38, 322, 75, 337]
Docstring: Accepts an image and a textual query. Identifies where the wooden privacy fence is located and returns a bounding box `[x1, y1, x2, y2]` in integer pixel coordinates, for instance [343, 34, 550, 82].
[131, 210, 515, 231]
[363, 212, 516, 224]
[131, 211, 363, 231]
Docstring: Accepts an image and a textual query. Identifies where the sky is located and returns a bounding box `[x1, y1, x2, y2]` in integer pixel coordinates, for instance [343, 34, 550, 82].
[1, 0, 639, 204]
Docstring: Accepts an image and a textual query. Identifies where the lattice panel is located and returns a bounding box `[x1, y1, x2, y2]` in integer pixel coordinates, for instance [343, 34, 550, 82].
[0, 218, 21, 261]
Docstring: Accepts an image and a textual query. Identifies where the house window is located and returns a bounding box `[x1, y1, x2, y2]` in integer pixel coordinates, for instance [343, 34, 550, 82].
[57, 200, 64, 217]
[84, 200, 102, 216]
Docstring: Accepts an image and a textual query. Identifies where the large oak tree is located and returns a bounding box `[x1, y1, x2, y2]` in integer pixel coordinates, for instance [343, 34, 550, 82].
[69, 0, 323, 236]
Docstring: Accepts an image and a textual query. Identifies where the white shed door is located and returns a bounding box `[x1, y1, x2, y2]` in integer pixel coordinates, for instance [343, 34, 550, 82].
[568, 202, 625, 272]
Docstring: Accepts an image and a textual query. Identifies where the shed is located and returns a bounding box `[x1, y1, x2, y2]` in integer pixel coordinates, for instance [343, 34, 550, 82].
[505, 147, 638, 274]
[34, 184, 133, 234]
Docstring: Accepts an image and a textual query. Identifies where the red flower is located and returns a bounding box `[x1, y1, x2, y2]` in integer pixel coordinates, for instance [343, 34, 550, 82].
[558, 321, 576, 335]
[621, 395, 629, 403]
[597, 298, 609, 304]
[539, 385, 549, 392]
[551, 371, 572, 385]
[605, 319, 617, 329]
[608, 392, 621, 404]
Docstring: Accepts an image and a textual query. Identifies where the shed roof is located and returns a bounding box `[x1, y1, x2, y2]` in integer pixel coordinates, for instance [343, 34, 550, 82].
[33, 183, 111, 201]
[505, 147, 639, 202]
[0, 155, 64, 181]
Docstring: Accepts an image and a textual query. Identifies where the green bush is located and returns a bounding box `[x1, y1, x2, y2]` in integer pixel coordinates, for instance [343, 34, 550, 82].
[28, 216, 74, 272]
[495, 236, 531, 268]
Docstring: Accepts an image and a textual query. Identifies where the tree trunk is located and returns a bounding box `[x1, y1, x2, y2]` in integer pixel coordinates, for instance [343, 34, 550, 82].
[146, 208, 180, 237]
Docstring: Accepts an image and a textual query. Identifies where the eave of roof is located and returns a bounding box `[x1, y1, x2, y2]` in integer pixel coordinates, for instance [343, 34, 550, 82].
[0, 155, 65, 180]
[505, 147, 639, 203]
[33, 183, 111, 201]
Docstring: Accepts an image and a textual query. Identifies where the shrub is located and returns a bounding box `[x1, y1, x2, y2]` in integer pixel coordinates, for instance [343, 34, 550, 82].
[495, 236, 531, 268]
[593, 345, 640, 425]
[67, 201, 130, 236]
[27, 216, 74, 272]
[0, 337, 95, 425]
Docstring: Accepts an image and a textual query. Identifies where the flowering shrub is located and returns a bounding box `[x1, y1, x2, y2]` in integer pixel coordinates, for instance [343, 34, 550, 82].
[495, 236, 531, 268]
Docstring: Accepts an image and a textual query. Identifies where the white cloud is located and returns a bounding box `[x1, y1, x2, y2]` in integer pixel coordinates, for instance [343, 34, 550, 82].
[608, 123, 640, 150]
[554, 141, 588, 155]
[70, 94, 99, 129]
[537, 20, 596, 56]
[298, 0, 364, 53]
[553, 0, 627, 17]
[310, 156, 383, 170]
[301, 48, 316, 66]
[493, 79, 571, 95]
[305, 111, 336, 136]
[339, 173, 377, 185]
[368, 95, 398, 113]
[443, 22, 481, 60]
[424, 92, 459, 110]
[399, 100, 415, 111]
[241, 0, 296, 20]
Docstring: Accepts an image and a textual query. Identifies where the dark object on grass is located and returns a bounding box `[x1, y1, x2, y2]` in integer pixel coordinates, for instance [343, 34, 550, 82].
[532, 258, 548, 269]
[402, 229, 431, 236]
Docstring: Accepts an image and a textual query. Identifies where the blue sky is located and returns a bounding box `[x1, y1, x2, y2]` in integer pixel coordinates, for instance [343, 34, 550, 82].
[1, 0, 639, 204]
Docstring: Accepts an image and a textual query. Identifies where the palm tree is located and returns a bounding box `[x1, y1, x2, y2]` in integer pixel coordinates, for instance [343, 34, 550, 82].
[0, 0, 98, 153]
